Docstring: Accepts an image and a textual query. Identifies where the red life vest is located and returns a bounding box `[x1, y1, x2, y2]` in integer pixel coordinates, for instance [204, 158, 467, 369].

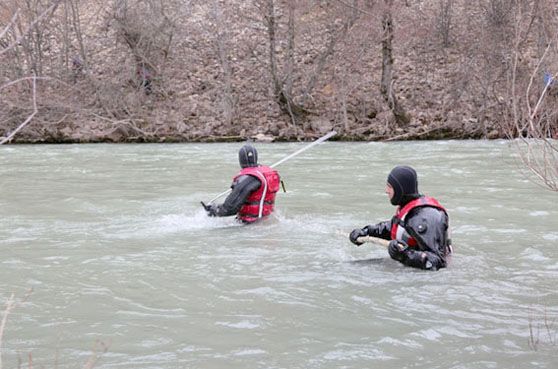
[233, 165, 280, 223]
[390, 196, 447, 248]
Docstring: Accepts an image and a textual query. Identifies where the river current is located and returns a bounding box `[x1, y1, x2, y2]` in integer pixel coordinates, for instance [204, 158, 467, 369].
[1, 141, 557, 368]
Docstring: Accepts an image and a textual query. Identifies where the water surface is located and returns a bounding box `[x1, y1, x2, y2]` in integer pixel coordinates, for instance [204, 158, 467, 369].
[1, 141, 557, 368]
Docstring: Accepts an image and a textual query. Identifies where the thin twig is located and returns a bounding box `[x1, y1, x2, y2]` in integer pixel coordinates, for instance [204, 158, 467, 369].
[0, 76, 57, 92]
[0, 10, 20, 41]
[334, 0, 373, 16]
[0, 293, 16, 369]
[82, 340, 108, 369]
[525, 43, 552, 131]
[0, 1, 62, 57]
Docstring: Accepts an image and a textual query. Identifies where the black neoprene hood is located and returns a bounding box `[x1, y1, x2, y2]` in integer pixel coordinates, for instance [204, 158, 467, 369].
[238, 144, 258, 168]
[387, 165, 419, 206]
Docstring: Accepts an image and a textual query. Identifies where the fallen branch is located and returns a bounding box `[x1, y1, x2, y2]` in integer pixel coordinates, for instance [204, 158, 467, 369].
[0, 76, 38, 145]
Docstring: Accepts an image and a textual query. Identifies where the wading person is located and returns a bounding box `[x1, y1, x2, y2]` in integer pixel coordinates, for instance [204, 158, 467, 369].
[349, 165, 452, 270]
[202, 144, 281, 223]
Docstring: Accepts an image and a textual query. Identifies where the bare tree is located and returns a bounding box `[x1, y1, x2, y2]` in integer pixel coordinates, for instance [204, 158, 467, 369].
[435, 0, 454, 48]
[380, 0, 410, 126]
[0, 77, 38, 144]
[0, 0, 62, 145]
[112, 0, 175, 95]
[511, 59, 558, 191]
[507, 0, 558, 192]
[257, 0, 306, 125]
[302, 0, 360, 104]
[207, 0, 238, 125]
[251, 0, 365, 129]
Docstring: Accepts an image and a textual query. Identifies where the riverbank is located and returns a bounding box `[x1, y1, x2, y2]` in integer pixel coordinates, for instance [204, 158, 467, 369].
[1, 1, 554, 144]
[2, 115, 496, 144]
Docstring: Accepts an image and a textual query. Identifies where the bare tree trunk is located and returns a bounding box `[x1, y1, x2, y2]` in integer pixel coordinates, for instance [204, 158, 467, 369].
[69, 0, 87, 69]
[436, 0, 454, 48]
[284, 0, 295, 99]
[113, 0, 175, 96]
[263, 0, 305, 125]
[380, 0, 409, 126]
[265, 0, 280, 97]
[211, 0, 236, 124]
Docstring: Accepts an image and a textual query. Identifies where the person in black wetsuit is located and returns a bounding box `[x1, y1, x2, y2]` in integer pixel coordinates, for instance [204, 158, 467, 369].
[349, 165, 452, 270]
[202, 144, 280, 223]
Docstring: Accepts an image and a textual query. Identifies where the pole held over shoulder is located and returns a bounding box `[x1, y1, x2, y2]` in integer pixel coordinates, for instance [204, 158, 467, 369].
[205, 131, 337, 204]
[268, 130, 337, 168]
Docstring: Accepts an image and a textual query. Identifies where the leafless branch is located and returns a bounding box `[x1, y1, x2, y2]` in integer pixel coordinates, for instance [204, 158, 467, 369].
[525, 42, 553, 128]
[0, 1, 62, 57]
[0, 76, 39, 145]
[334, 0, 373, 16]
[0, 76, 58, 92]
[0, 10, 19, 40]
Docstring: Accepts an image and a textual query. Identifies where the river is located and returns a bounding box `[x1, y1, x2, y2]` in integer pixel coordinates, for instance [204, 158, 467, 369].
[1, 141, 557, 368]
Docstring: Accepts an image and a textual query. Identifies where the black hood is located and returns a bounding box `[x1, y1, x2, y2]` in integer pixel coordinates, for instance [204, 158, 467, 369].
[387, 165, 420, 206]
[238, 144, 258, 168]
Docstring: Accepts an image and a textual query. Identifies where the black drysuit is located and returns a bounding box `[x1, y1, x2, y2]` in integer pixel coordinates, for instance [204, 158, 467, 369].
[209, 175, 261, 217]
[363, 205, 451, 270]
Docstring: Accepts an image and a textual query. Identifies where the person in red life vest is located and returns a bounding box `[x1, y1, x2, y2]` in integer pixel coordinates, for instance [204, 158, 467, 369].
[349, 165, 452, 270]
[203, 144, 280, 223]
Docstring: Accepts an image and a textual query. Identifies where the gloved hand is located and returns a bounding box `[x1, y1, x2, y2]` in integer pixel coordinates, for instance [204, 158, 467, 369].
[388, 240, 406, 261]
[201, 201, 218, 217]
[349, 227, 368, 246]
[208, 204, 219, 217]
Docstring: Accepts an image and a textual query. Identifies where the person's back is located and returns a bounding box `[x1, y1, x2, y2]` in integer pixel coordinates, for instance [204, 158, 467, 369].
[233, 164, 280, 222]
[204, 144, 280, 223]
[405, 206, 449, 256]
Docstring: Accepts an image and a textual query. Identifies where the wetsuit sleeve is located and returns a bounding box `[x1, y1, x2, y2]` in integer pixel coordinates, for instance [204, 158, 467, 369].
[390, 207, 450, 270]
[214, 175, 261, 217]
[362, 220, 392, 240]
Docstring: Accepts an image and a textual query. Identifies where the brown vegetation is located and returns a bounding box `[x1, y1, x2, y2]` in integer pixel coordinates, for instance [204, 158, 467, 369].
[0, 0, 557, 144]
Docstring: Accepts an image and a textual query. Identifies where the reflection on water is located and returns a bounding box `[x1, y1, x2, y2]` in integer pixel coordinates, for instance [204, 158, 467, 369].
[1, 141, 557, 369]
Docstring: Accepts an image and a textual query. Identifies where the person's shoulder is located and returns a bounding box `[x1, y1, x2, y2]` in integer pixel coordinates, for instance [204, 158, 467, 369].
[238, 173, 263, 184]
[410, 206, 446, 223]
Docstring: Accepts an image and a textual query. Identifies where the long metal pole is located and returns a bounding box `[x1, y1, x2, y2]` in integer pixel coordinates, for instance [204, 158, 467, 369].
[207, 131, 336, 204]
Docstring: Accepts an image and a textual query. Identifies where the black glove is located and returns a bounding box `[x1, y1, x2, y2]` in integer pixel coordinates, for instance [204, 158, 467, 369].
[209, 204, 219, 217]
[349, 227, 368, 246]
[388, 240, 406, 261]
[201, 201, 218, 217]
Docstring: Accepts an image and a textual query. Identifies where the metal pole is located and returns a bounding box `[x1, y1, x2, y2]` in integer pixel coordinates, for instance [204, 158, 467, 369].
[207, 131, 337, 204]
